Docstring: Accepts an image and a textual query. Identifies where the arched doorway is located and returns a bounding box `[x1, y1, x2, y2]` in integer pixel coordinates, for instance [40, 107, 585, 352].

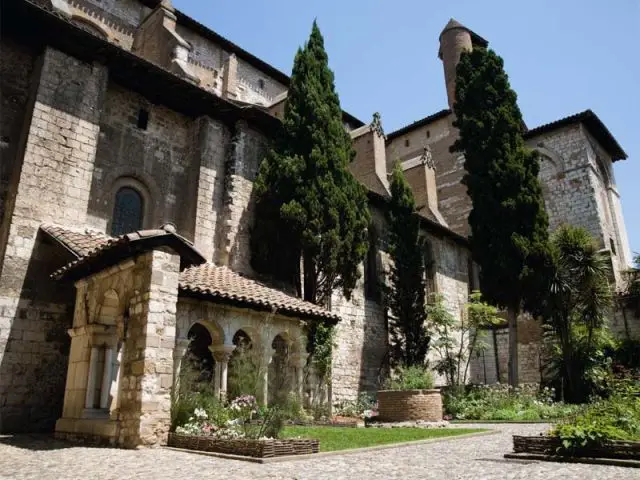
[227, 329, 259, 400]
[185, 323, 215, 384]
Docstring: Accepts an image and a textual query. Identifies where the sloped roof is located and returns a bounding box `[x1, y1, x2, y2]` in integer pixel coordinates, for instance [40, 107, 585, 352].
[42, 224, 339, 323]
[439, 18, 489, 48]
[180, 264, 340, 322]
[44, 225, 206, 280]
[524, 109, 627, 161]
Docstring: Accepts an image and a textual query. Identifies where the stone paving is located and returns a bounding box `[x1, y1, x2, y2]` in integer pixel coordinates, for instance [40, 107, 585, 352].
[0, 424, 636, 479]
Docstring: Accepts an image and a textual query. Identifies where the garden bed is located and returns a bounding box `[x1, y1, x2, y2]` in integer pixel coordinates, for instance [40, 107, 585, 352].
[512, 435, 640, 461]
[167, 433, 319, 458]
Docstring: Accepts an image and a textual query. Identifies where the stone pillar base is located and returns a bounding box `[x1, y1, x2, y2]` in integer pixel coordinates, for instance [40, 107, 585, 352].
[55, 417, 119, 446]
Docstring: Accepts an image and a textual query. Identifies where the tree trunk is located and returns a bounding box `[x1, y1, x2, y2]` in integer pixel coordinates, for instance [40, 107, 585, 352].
[507, 307, 519, 387]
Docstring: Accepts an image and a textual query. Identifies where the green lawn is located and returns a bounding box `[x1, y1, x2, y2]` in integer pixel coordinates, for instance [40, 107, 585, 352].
[281, 426, 487, 452]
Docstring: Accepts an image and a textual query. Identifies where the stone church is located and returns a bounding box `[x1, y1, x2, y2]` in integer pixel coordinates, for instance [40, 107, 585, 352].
[0, 0, 633, 446]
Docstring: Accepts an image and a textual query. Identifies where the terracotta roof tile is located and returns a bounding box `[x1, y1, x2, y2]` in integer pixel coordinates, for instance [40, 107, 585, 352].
[41, 225, 338, 322]
[180, 264, 340, 322]
[40, 223, 112, 257]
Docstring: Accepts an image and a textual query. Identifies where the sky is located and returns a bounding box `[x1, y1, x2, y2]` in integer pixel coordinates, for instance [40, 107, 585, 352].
[175, 0, 639, 259]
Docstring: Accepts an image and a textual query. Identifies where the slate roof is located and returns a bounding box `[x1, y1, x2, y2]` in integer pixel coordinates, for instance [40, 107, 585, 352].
[180, 264, 340, 322]
[41, 224, 338, 322]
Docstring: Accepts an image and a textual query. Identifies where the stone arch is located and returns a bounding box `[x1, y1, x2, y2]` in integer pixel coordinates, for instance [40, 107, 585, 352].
[107, 177, 152, 235]
[96, 289, 120, 325]
[534, 146, 566, 176]
[99, 167, 162, 233]
[185, 322, 215, 382]
[269, 333, 293, 403]
[70, 15, 111, 41]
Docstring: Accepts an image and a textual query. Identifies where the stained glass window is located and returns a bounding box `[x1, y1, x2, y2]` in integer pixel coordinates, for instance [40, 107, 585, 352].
[111, 187, 143, 236]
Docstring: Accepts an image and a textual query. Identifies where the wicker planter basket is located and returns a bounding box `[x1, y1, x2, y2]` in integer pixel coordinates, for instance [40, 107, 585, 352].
[167, 433, 320, 458]
[513, 435, 640, 460]
[377, 389, 443, 422]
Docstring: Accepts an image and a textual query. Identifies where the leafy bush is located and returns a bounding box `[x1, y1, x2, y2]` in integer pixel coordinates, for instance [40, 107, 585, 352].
[551, 392, 640, 452]
[443, 384, 580, 421]
[333, 392, 377, 418]
[385, 365, 435, 391]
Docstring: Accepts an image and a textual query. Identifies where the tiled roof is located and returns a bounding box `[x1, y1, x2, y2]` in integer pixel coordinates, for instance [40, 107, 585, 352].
[40, 224, 112, 258]
[524, 109, 627, 161]
[42, 224, 339, 322]
[180, 264, 340, 322]
[42, 224, 206, 280]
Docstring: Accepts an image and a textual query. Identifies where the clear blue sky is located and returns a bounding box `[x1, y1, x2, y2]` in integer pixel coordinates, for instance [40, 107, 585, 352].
[175, 0, 639, 259]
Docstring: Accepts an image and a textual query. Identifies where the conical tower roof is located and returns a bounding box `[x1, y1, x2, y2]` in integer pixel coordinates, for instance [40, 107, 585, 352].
[439, 18, 488, 47]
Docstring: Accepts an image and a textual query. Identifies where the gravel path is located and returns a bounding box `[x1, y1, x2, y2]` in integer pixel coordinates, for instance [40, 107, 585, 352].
[0, 424, 636, 479]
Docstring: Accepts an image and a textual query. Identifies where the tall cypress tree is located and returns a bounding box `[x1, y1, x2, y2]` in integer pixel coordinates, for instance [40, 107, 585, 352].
[451, 47, 550, 386]
[387, 163, 429, 367]
[251, 21, 370, 309]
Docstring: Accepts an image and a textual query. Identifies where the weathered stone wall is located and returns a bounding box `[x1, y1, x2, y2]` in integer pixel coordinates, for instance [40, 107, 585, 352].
[0, 39, 38, 229]
[86, 83, 193, 234]
[0, 46, 107, 432]
[215, 121, 269, 275]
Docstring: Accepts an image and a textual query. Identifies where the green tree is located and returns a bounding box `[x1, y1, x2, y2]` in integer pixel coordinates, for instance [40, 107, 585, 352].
[451, 46, 551, 386]
[386, 163, 429, 367]
[542, 225, 614, 403]
[251, 22, 370, 358]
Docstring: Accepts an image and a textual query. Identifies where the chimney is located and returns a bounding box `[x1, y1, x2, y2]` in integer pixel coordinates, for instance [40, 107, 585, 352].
[401, 146, 448, 226]
[438, 18, 487, 110]
[132, 0, 199, 84]
[222, 54, 238, 100]
[349, 113, 390, 195]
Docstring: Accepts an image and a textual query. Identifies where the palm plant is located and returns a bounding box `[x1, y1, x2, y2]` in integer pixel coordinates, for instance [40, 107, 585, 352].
[542, 226, 614, 403]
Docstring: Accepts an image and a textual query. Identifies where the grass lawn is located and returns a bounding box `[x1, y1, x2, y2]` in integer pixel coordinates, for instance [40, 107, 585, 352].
[281, 427, 487, 452]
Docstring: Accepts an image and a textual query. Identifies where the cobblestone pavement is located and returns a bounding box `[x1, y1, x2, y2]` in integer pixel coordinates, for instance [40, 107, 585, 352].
[0, 424, 636, 479]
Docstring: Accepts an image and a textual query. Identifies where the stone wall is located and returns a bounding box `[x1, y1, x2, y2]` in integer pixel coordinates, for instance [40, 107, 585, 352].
[0, 39, 38, 229]
[216, 121, 269, 274]
[55, 249, 180, 447]
[86, 83, 193, 235]
[0, 47, 107, 432]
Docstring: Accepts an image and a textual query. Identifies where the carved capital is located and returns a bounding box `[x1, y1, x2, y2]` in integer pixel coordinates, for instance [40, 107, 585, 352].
[209, 344, 236, 363]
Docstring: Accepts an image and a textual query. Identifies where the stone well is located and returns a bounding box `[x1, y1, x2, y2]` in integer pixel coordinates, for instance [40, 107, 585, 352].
[376, 389, 443, 422]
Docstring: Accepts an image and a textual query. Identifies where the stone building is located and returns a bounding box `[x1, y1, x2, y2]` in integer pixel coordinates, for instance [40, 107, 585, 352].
[0, 0, 633, 446]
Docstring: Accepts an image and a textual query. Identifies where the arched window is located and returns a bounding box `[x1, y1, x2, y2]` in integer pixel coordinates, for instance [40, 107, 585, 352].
[111, 187, 143, 236]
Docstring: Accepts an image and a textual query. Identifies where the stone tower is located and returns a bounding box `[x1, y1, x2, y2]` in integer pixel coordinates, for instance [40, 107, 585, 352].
[438, 19, 488, 110]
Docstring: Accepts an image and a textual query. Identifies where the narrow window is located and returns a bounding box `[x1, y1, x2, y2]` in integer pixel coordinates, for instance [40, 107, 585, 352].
[111, 187, 143, 236]
[426, 130, 431, 139]
[610, 238, 617, 256]
[404, 138, 410, 148]
[136, 108, 149, 130]
[258, 78, 265, 90]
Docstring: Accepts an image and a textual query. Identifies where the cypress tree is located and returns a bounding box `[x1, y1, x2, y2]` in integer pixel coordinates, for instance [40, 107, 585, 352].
[387, 163, 429, 367]
[251, 21, 370, 309]
[451, 47, 550, 386]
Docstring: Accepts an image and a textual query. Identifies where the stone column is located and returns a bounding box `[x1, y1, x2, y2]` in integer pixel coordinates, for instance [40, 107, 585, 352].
[85, 346, 100, 409]
[99, 346, 114, 409]
[172, 338, 190, 393]
[211, 344, 235, 400]
[292, 352, 309, 402]
[261, 348, 275, 406]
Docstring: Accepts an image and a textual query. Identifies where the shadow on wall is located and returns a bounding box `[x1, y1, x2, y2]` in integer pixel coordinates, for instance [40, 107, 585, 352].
[0, 232, 75, 433]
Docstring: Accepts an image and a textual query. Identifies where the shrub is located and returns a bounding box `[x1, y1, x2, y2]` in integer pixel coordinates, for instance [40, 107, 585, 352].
[443, 384, 580, 421]
[385, 365, 435, 391]
[551, 392, 640, 452]
[333, 392, 377, 418]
